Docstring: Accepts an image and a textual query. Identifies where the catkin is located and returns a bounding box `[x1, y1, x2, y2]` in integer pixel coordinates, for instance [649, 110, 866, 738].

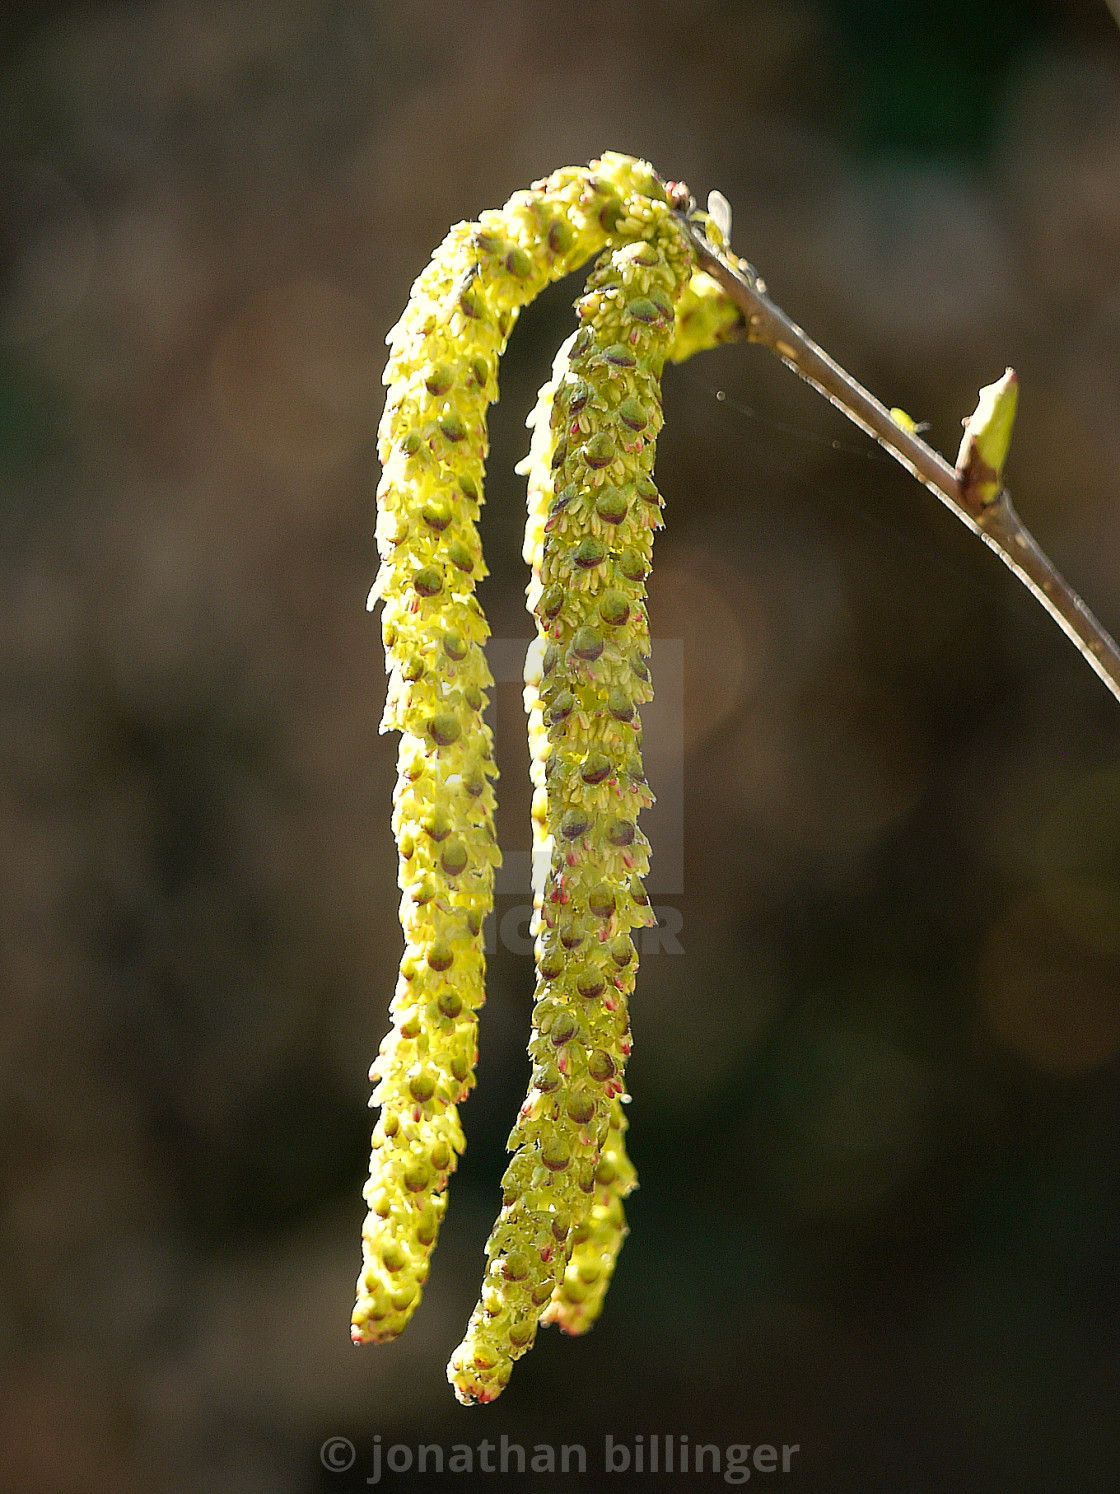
[523, 337, 640, 1343]
[353, 155, 689, 1345]
[524, 259, 740, 1344]
[447, 214, 691, 1403]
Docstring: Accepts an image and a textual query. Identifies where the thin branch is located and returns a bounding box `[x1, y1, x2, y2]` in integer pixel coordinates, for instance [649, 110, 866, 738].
[677, 213, 1120, 709]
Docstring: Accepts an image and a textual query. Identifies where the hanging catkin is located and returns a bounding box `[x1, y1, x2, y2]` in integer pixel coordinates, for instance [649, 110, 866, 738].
[512, 257, 739, 1341]
[352, 155, 689, 1345]
[359, 145, 746, 1380]
[447, 215, 690, 1403]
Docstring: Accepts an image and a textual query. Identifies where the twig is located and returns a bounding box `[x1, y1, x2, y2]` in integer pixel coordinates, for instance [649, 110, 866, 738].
[677, 212, 1120, 708]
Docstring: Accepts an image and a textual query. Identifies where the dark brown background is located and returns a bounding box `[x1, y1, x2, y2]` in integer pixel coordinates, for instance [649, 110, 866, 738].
[3, 2, 1120, 1490]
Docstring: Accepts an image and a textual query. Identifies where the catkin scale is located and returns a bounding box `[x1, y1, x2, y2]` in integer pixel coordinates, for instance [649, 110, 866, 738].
[354, 155, 694, 1345]
[446, 217, 690, 1404]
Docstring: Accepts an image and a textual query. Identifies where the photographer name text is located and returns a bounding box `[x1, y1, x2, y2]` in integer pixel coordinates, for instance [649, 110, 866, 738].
[320, 1433, 800, 1484]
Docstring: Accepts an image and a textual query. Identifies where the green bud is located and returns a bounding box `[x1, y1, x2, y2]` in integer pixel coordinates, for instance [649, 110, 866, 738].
[423, 811, 450, 843]
[574, 536, 606, 568]
[625, 297, 660, 324]
[429, 713, 461, 746]
[587, 1050, 615, 1082]
[409, 1071, 437, 1103]
[576, 968, 606, 999]
[594, 488, 629, 523]
[541, 1138, 572, 1171]
[648, 288, 674, 321]
[427, 940, 454, 971]
[540, 584, 565, 619]
[583, 432, 616, 468]
[381, 1241, 406, 1273]
[404, 1160, 432, 1192]
[587, 884, 616, 918]
[425, 363, 455, 395]
[580, 752, 612, 785]
[617, 397, 648, 431]
[549, 690, 576, 723]
[539, 948, 565, 980]
[607, 686, 634, 720]
[414, 566, 443, 597]
[602, 344, 636, 368]
[618, 548, 648, 581]
[570, 327, 593, 360]
[599, 591, 630, 627]
[421, 498, 452, 530]
[503, 1251, 532, 1281]
[549, 1011, 578, 1046]
[438, 990, 463, 1019]
[572, 626, 604, 660]
[559, 918, 584, 949]
[534, 1061, 562, 1092]
[548, 217, 574, 255]
[559, 807, 590, 839]
[609, 935, 633, 966]
[566, 1090, 596, 1124]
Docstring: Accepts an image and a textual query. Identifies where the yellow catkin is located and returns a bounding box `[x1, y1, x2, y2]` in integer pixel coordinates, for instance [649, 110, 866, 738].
[447, 214, 691, 1404]
[353, 154, 698, 1345]
[527, 267, 741, 1340]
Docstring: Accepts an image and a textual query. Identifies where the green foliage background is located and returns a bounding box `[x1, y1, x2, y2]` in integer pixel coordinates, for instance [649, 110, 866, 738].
[1, 1, 1119, 1490]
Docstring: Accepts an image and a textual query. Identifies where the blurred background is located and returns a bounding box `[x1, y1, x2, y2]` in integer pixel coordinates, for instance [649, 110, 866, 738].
[3, 1, 1120, 1489]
